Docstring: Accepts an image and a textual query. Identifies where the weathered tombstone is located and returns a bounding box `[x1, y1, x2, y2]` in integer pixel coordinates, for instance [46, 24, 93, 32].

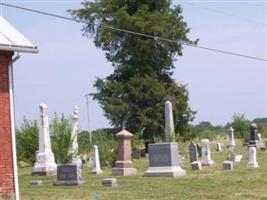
[54, 164, 85, 185]
[144, 101, 186, 177]
[191, 161, 202, 170]
[197, 144, 202, 157]
[223, 161, 233, 170]
[91, 145, 102, 174]
[30, 180, 43, 186]
[227, 147, 236, 163]
[68, 106, 82, 166]
[189, 142, 198, 163]
[102, 178, 117, 187]
[112, 130, 137, 176]
[256, 133, 262, 148]
[32, 103, 57, 176]
[216, 143, 223, 152]
[227, 127, 236, 148]
[200, 139, 214, 166]
[247, 147, 259, 168]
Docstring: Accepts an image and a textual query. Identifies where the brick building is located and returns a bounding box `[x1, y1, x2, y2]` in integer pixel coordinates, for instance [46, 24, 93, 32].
[0, 16, 38, 199]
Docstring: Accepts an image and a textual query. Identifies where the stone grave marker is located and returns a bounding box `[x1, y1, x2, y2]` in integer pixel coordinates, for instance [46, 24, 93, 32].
[189, 142, 198, 163]
[201, 139, 214, 166]
[54, 164, 85, 185]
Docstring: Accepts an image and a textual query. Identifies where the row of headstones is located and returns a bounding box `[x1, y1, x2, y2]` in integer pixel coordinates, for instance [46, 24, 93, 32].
[31, 101, 264, 187]
[32, 103, 103, 185]
[189, 124, 263, 171]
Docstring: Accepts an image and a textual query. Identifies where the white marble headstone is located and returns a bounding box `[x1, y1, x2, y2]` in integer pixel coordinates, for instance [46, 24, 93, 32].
[228, 127, 236, 148]
[200, 139, 214, 166]
[68, 106, 82, 166]
[247, 146, 259, 168]
[32, 103, 57, 176]
[91, 145, 102, 174]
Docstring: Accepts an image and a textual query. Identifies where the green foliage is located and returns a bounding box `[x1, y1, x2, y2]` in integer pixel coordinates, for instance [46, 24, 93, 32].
[231, 113, 250, 138]
[50, 114, 72, 164]
[70, 0, 196, 142]
[16, 118, 38, 165]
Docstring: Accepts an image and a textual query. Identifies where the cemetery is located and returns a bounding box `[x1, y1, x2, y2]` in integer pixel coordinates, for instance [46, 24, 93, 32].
[0, 1, 266, 200]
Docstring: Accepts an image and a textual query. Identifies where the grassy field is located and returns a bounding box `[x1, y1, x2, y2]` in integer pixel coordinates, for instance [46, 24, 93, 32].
[18, 139, 267, 200]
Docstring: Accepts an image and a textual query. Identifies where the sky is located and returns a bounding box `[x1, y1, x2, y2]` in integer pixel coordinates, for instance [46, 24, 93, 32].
[1, 0, 266, 131]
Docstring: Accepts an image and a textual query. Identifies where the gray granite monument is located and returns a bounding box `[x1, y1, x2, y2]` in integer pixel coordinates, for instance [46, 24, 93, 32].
[144, 101, 185, 177]
[54, 164, 85, 185]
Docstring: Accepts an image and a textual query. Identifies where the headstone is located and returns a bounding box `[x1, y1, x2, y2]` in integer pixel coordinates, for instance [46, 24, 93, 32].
[91, 145, 102, 174]
[200, 139, 214, 166]
[223, 161, 233, 170]
[68, 106, 82, 166]
[112, 130, 137, 176]
[30, 180, 43, 186]
[249, 123, 257, 147]
[247, 146, 259, 168]
[102, 178, 117, 187]
[227, 127, 236, 148]
[32, 103, 57, 176]
[235, 155, 243, 162]
[132, 149, 141, 159]
[144, 143, 186, 177]
[54, 164, 85, 185]
[197, 144, 202, 157]
[216, 143, 223, 151]
[82, 155, 88, 164]
[191, 161, 202, 170]
[189, 142, 198, 163]
[256, 133, 262, 148]
[165, 101, 175, 142]
[227, 147, 236, 163]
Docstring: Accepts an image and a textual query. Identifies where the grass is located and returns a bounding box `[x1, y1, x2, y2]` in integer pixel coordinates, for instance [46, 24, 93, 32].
[18, 139, 267, 200]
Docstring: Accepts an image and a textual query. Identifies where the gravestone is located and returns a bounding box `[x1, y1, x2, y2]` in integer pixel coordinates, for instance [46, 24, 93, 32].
[112, 130, 137, 176]
[68, 106, 82, 167]
[102, 178, 117, 187]
[144, 101, 186, 177]
[191, 161, 202, 170]
[197, 144, 202, 157]
[227, 147, 236, 163]
[32, 103, 57, 176]
[247, 147, 259, 168]
[201, 139, 214, 166]
[144, 143, 186, 177]
[227, 127, 236, 148]
[91, 145, 102, 174]
[223, 161, 233, 170]
[54, 164, 85, 185]
[216, 143, 223, 152]
[189, 142, 198, 163]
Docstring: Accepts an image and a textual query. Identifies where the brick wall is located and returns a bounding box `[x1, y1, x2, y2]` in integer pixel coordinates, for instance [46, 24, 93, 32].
[0, 51, 15, 197]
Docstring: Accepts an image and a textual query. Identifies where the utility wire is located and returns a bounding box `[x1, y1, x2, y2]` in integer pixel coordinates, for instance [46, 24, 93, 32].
[177, 0, 267, 27]
[0, 2, 266, 62]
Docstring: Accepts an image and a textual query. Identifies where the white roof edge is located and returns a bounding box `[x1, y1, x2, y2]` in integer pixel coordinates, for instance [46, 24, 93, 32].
[0, 16, 38, 53]
[0, 45, 39, 53]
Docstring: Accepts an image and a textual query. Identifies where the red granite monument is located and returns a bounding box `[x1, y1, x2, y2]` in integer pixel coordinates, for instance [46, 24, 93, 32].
[112, 130, 137, 176]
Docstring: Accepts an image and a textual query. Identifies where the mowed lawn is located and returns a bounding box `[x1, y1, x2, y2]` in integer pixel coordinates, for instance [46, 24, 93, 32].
[18, 139, 267, 200]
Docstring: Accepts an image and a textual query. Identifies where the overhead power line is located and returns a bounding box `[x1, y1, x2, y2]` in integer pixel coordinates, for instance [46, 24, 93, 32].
[0, 2, 266, 62]
[177, 0, 267, 27]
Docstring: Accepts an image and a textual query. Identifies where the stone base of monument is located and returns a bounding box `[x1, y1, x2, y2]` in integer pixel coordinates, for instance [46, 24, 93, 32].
[223, 161, 233, 170]
[112, 167, 137, 176]
[144, 143, 186, 177]
[32, 152, 57, 176]
[144, 166, 185, 177]
[201, 159, 214, 166]
[191, 161, 202, 170]
[247, 162, 259, 168]
[54, 164, 85, 186]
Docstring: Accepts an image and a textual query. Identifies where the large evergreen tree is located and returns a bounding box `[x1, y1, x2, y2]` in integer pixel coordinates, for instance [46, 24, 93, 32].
[71, 0, 196, 141]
